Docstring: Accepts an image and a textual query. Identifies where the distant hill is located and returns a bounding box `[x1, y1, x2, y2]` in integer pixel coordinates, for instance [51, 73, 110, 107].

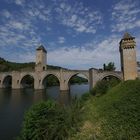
[0, 57, 63, 72]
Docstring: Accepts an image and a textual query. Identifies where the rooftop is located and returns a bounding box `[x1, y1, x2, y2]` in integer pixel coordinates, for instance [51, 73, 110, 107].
[36, 45, 47, 53]
[122, 32, 134, 39]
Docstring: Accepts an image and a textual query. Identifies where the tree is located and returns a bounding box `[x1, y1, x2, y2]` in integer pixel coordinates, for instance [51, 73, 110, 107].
[103, 62, 116, 71]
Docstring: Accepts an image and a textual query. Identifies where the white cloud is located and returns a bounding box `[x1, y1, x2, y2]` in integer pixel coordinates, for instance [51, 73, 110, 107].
[58, 37, 65, 44]
[0, 0, 52, 51]
[48, 35, 121, 70]
[2, 10, 11, 18]
[15, 0, 25, 5]
[9, 21, 26, 30]
[55, 1, 102, 34]
[111, 0, 140, 32]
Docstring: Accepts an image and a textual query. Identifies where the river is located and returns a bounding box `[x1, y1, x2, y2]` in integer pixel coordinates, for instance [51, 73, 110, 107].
[0, 83, 89, 140]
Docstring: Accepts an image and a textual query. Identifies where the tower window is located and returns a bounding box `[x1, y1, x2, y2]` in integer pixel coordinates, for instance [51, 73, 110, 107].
[43, 66, 45, 71]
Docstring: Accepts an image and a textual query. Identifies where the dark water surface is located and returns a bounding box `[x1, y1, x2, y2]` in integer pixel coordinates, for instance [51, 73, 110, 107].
[0, 84, 89, 140]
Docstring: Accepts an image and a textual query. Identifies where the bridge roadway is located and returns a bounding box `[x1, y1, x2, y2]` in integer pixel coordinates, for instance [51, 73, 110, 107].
[0, 68, 123, 91]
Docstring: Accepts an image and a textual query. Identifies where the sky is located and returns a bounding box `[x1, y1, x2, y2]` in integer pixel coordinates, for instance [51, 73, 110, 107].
[0, 0, 140, 70]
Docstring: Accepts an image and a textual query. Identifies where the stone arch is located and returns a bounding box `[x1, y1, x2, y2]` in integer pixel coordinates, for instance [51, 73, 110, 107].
[65, 72, 89, 92]
[42, 74, 60, 89]
[100, 73, 122, 81]
[20, 74, 34, 88]
[67, 72, 89, 84]
[2, 75, 12, 88]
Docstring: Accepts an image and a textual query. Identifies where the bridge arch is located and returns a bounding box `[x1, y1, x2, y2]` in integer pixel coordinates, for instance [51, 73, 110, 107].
[99, 73, 122, 81]
[66, 72, 89, 92]
[2, 75, 12, 88]
[67, 72, 89, 84]
[42, 74, 60, 89]
[20, 74, 34, 88]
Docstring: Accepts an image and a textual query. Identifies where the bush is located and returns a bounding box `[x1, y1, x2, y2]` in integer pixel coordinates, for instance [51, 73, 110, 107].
[91, 78, 120, 96]
[81, 92, 92, 101]
[18, 99, 83, 140]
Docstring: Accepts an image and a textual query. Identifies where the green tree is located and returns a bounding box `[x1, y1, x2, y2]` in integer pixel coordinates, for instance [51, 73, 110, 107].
[103, 62, 116, 71]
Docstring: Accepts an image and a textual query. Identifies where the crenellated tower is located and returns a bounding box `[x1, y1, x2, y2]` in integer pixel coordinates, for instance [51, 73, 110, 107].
[35, 45, 47, 72]
[119, 32, 138, 80]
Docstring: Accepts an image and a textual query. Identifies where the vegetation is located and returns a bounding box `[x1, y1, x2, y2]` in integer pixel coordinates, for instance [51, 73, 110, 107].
[0, 57, 62, 72]
[17, 99, 83, 140]
[103, 62, 116, 71]
[44, 75, 88, 87]
[18, 79, 140, 140]
[44, 75, 60, 86]
[91, 77, 121, 95]
[69, 76, 88, 84]
[71, 80, 140, 140]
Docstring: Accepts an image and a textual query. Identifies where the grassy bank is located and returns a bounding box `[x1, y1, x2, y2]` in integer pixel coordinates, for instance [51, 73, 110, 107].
[18, 80, 140, 140]
[71, 80, 140, 140]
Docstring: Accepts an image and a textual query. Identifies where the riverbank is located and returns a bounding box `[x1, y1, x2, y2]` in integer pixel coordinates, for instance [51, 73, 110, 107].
[70, 80, 140, 140]
[18, 80, 140, 140]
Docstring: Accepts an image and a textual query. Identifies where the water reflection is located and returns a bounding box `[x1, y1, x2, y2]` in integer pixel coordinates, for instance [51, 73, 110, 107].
[0, 84, 89, 140]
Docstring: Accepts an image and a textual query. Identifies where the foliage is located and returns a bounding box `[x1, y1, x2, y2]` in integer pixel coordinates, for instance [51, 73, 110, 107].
[18, 99, 83, 140]
[91, 77, 120, 96]
[81, 92, 92, 101]
[69, 76, 88, 84]
[0, 57, 62, 72]
[44, 75, 60, 86]
[72, 80, 140, 140]
[103, 62, 116, 71]
[44, 75, 88, 87]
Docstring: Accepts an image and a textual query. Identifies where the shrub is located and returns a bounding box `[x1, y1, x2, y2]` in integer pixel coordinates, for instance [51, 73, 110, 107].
[91, 78, 120, 96]
[81, 92, 92, 101]
[18, 99, 83, 140]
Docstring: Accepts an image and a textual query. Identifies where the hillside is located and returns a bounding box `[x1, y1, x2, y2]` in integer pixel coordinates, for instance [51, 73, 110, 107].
[71, 80, 140, 140]
[0, 57, 63, 72]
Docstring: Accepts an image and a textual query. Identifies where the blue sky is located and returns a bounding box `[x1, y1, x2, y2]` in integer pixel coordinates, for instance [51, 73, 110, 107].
[0, 0, 140, 70]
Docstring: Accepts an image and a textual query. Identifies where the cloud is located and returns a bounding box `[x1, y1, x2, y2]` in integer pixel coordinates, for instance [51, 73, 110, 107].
[1, 0, 139, 70]
[1, 34, 121, 70]
[1, 10, 11, 18]
[55, 1, 102, 34]
[58, 37, 65, 44]
[0, 0, 53, 52]
[14, 0, 25, 5]
[111, 0, 140, 32]
[48, 35, 121, 70]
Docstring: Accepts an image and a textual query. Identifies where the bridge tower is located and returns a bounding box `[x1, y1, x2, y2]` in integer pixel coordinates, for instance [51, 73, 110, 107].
[119, 32, 138, 80]
[35, 45, 47, 72]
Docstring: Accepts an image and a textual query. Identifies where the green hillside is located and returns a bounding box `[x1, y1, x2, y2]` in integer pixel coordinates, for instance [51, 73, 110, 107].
[0, 57, 62, 72]
[71, 80, 140, 140]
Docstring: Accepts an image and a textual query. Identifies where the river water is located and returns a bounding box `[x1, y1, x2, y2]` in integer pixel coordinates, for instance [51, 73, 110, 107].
[0, 84, 89, 140]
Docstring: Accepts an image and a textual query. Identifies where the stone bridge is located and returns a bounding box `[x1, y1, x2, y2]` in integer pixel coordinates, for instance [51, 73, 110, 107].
[0, 33, 139, 91]
[0, 68, 123, 91]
